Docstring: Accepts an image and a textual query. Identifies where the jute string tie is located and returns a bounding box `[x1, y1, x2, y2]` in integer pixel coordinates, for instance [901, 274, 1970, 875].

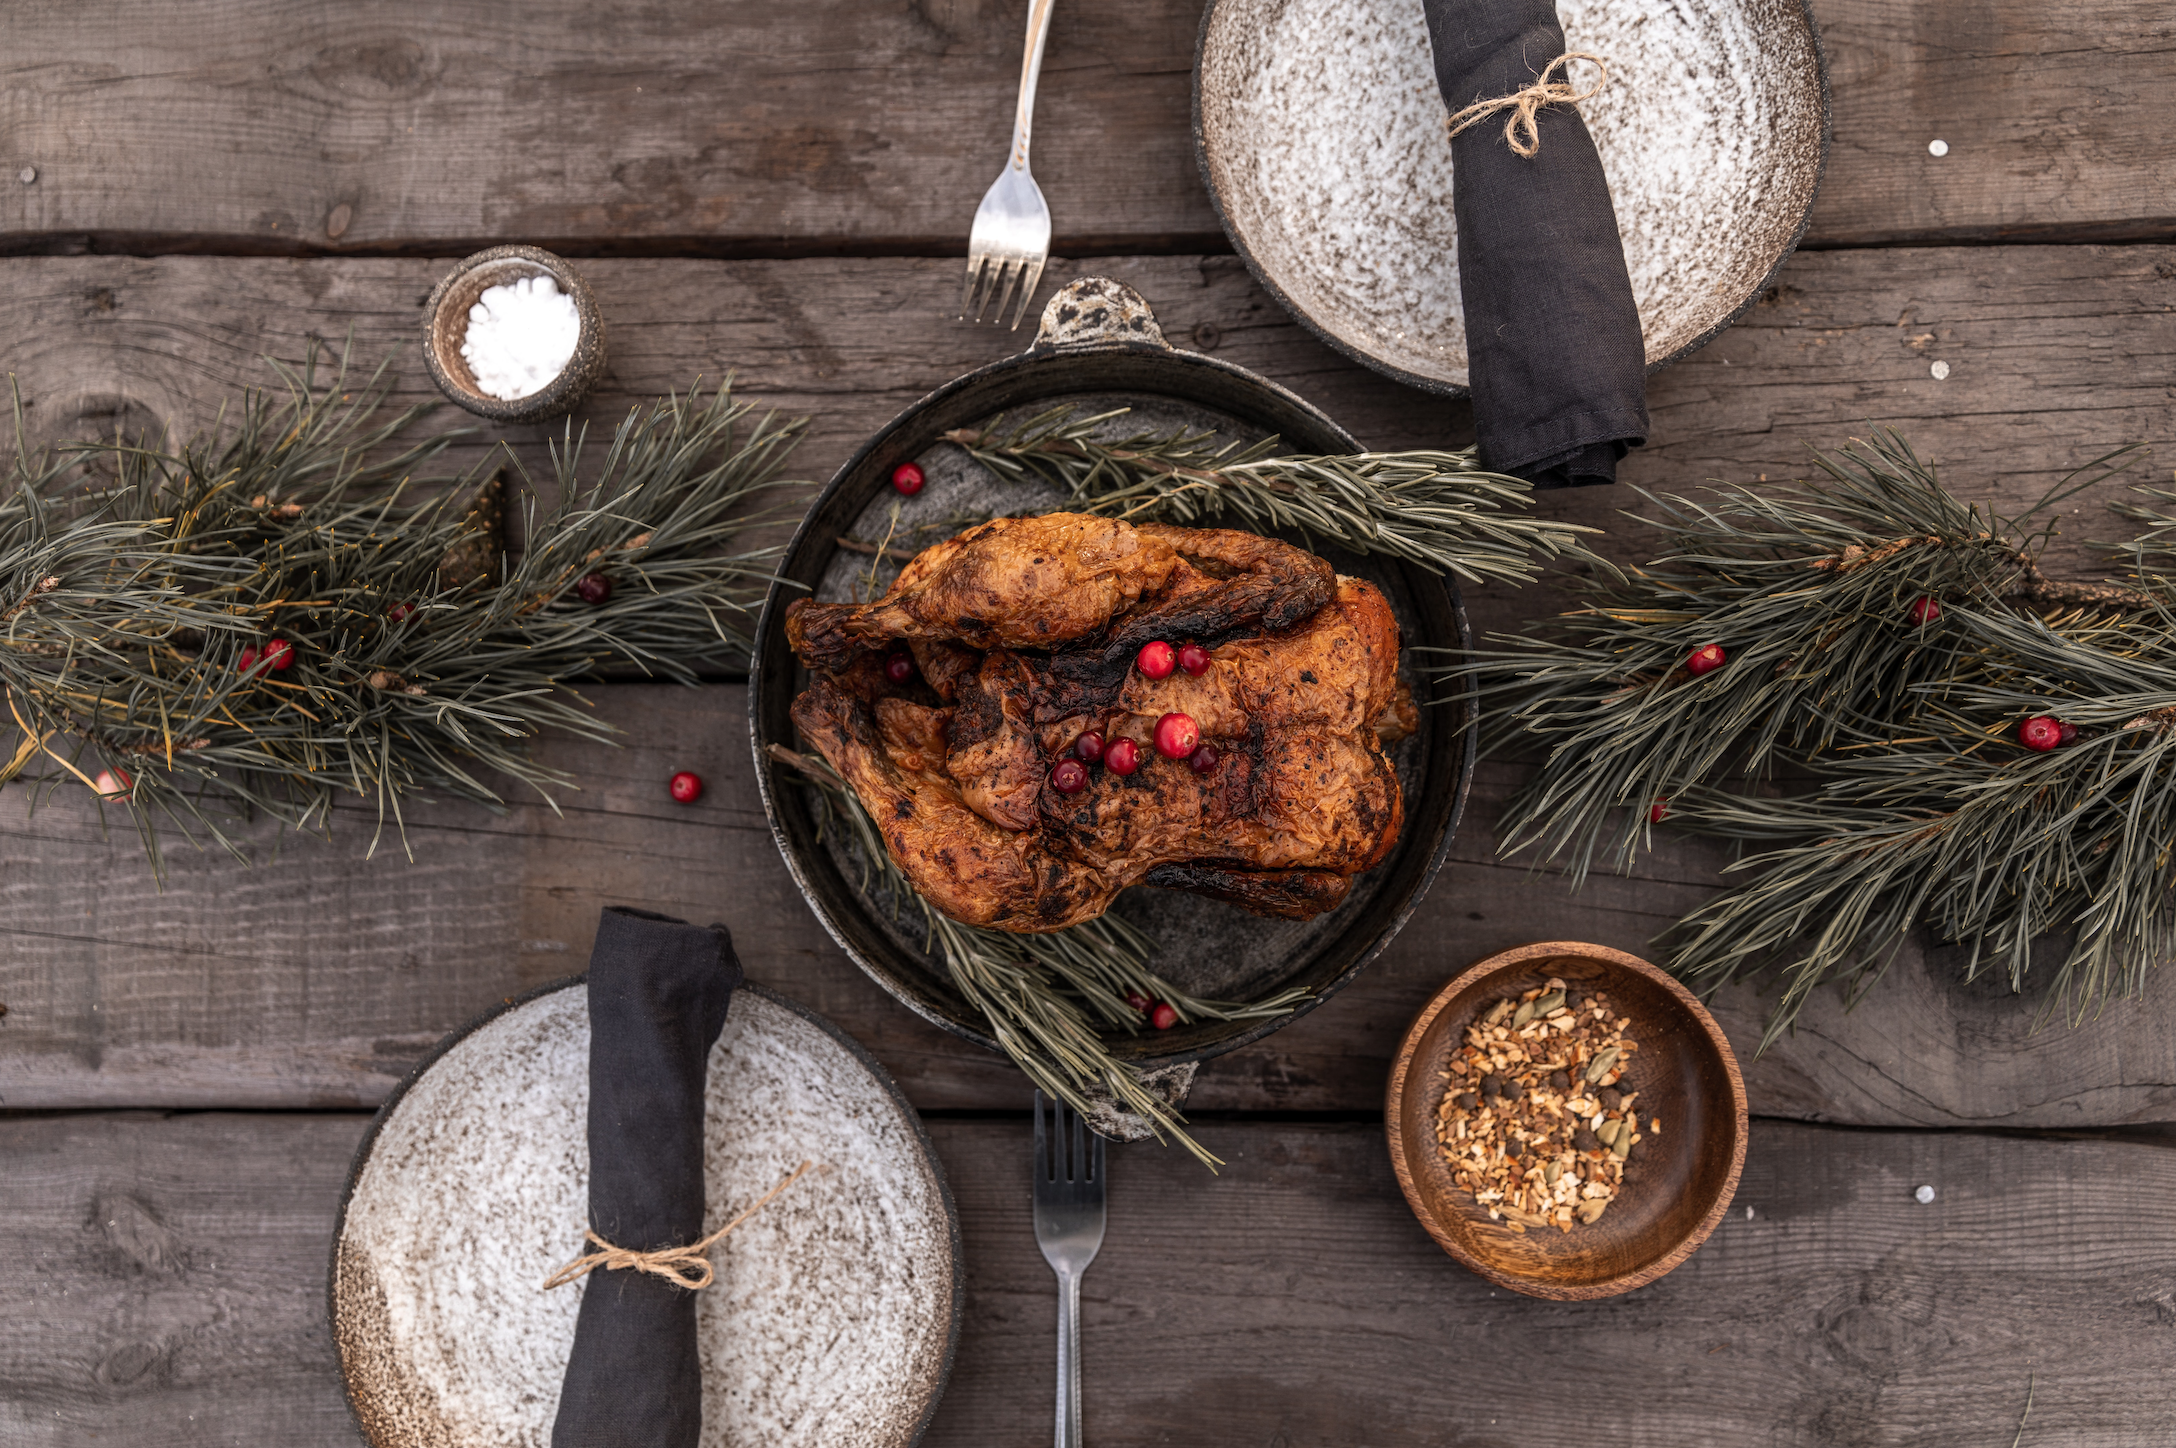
[542, 1159, 815, 1293]
[1443, 52, 1609, 159]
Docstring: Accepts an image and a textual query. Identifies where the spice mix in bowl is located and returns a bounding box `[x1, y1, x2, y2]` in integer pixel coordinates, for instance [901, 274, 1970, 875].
[1385, 941, 1746, 1300]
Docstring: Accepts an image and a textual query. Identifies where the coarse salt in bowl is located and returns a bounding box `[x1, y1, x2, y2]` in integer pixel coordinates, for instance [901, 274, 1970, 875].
[423, 245, 606, 423]
[461, 275, 581, 401]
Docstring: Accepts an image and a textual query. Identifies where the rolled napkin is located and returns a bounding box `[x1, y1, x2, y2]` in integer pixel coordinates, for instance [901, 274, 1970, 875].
[1424, 0, 1650, 487]
[552, 906, 744, 1448]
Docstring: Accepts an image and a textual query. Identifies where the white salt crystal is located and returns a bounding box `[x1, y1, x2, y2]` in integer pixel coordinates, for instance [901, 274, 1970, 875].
[1930, 360, 1951, 380]
[460, 274, 580, 401]
[1915, 1184, 1937, 1203]
[1928, 139, 1949, 157]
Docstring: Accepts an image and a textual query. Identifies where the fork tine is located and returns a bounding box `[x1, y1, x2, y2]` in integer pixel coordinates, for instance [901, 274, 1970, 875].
[1034, 1089, 1050, 1180]
[961, 254, 989, 322]
[984, 257, 1024, 324]
[1008, 254, 1047, 331]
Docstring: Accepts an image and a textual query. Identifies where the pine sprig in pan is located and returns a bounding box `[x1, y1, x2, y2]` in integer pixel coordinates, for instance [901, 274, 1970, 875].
[1, 346, 808, 873]
[768, 743, 1306, 1169]
[943, 404, 1601, 585]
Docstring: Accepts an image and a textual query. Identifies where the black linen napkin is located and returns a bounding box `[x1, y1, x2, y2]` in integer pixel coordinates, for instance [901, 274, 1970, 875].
[1424, 0, 1650, 487]
[553, 906, 744, 1448]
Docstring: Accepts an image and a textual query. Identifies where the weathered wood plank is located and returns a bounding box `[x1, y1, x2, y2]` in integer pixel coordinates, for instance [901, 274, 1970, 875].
[11, 689, 2176, 1129]
[5, 247, 2176, 1123]
[2, 1, 2171, 255]
[4, 1112, 2171, 1446]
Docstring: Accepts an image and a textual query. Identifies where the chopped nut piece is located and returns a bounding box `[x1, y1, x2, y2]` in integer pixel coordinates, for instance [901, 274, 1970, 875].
[1432, 984, 1654, 1234]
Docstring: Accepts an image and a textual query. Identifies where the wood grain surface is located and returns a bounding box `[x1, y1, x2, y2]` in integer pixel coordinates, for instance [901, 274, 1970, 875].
[3, 1, 2172, 256]
[4, 1111, 2170, 1446]
[5, 248, 2175, 1124]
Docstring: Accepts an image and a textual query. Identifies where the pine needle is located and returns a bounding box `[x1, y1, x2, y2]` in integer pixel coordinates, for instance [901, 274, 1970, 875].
[0, 344, 809, 872]
[1453, 428, 2173, 1044]
[944, 404, 1602, 584]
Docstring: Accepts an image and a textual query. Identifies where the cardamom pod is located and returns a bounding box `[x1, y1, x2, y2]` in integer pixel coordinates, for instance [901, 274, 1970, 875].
[1584, 1045, 1621, 1083]
[1532, 990, 1566, 1017]
[1611, 1130, 1631, 1161]
[1512, 999, 1537, 1029]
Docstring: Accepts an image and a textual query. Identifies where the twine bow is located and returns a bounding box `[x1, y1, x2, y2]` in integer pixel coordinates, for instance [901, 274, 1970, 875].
[542, 1159, 815, 1293]
[1443, 52, 1610, 159]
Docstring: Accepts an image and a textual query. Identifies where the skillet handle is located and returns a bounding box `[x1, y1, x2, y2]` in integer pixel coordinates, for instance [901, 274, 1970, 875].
[1029, 276, 1173, 354]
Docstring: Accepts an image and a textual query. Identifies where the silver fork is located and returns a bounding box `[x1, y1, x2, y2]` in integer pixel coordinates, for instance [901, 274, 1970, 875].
[1032, 1092, 1106, 1448]
[962, 0, 1057, 328]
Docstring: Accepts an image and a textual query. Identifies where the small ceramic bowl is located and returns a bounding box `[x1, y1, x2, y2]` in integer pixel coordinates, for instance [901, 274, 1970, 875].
[421, 244, 605, 424]
[1385, 941, 1746, 1300]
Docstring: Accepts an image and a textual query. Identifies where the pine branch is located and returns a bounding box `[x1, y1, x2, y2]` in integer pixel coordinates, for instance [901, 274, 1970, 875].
[1, 345, 809, 872]
[1454, 428, 2175, 1042]
[943, 404, 1601, 586]
[768, 742, 1308, 1169]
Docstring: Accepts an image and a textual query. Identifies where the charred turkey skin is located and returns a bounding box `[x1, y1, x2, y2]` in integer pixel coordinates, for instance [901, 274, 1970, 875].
[786, 513, 1409, 933]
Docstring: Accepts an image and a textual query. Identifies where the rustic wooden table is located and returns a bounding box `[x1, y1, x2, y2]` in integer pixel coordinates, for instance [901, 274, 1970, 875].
[5, 2, 2176, 1443]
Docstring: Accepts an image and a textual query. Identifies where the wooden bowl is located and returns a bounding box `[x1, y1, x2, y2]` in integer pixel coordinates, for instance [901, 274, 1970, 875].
[1385, 942, 1746, 1299]
[421, 244, 605, 424]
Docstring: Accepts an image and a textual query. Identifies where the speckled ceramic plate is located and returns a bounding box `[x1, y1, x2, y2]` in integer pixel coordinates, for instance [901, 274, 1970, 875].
[1195, 0, 1829, 394]
[330, 981, 961, 1448]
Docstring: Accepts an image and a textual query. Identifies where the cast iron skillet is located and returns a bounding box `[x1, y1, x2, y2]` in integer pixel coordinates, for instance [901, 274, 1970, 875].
[749, 277, 1476, 1078]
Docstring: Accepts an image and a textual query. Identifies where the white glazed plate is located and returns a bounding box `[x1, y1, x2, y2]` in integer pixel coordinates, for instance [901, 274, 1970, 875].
[331, 982, 960, 1448]
[1195, 0, 1828, 394]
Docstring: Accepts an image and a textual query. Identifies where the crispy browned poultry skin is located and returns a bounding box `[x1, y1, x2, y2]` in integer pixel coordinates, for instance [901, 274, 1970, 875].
[787, 515, 1407, 932]
[786, 513, 1334, 671]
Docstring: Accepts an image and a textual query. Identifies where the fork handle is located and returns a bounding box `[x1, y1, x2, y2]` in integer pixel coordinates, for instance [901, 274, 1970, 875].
[1054, 1265, 1082, 1448]
[1008, 0, 1057, 174]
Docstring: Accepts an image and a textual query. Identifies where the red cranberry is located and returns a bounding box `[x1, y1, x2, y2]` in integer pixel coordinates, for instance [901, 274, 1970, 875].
[1650, 798, 1669, 823]
[239, 644, 258, 671]
[1154, 711, 1200, 760]
[1150, 1002, 1180, 1030]
[1685, 643, 1727, 676]
[1178, 642, 1212, 676]
[1104, 738, 1141, 776]
[2058, 721, 2079, 745]
[576, 572, 613, 605]
[1072, 730, 1105, 764]
[669, 771, 704, 803]
[93, 768, 133, 799]
[1909, 597, 1941, 626]
[1124, 990, 1152, 1013]
[891, 462, 926, 496]
[2018, 716, 2063, 752]
[1050, 758, 1089, 794]
[1136, 641, 1176, 680]
[388, 602, 415, 624]
[1188, 743, 1219, 775]
[884, 652, 915, 685]
[261, 638, 294, 672]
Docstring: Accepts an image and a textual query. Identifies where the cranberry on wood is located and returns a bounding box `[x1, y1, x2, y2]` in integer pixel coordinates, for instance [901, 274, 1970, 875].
[669, 771, 704, 803]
